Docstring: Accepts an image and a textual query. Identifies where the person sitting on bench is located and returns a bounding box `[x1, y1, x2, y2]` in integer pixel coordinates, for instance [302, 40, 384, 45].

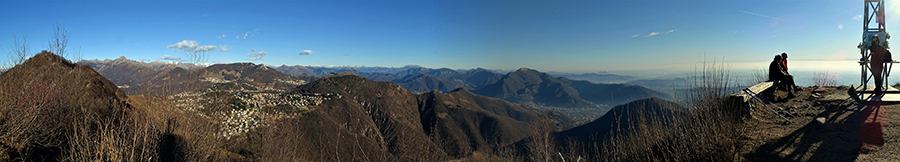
[769, 55, 799, 97]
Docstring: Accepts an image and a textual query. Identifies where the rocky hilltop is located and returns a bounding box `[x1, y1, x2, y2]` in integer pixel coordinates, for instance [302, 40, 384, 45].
[0, 51, 141, 161]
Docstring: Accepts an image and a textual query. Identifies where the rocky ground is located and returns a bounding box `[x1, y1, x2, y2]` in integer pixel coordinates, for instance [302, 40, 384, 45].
[737, 85, 900, 161]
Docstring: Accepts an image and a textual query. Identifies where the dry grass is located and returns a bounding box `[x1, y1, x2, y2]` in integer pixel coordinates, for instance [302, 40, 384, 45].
[526, 117, 558, 162]
[592, 58, 745, 161]
[750, 67, 768, 86]
[813, 71, 838, 87]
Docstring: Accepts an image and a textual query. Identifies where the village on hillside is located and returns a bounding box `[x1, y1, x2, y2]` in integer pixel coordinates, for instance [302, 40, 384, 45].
[170, 77, 340, 139]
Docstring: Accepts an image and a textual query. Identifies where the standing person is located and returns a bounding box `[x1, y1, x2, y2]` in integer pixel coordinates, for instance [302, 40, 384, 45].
[869, 40, 888, 94]
[770, 55, 799, 97]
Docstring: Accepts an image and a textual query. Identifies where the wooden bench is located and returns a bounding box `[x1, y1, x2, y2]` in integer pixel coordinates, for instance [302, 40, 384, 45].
[727, 81, 775, 121]
[730, 81, 774, 102]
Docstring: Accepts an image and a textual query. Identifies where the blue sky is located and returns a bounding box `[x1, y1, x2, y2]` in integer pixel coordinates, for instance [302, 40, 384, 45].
[0, 0, 892, 74]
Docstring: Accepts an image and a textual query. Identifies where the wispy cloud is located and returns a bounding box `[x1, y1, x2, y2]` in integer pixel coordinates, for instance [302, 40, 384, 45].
[854, 15, 862, 21]
[247, 51, 268, 60]
[217, 34, 227, 38]
[202, 14, 208, 17]
[299, 50, 313, 55]
[839, 24, 844, 30]
[213, 60, 231, 64]
[639, 29, 674, 38]
[739, 10, 790, 22]
[219, 45, 229, 51]
[157, 54, 182, 61]
[167, 40, 217, 52]
[631, 34, 639, 38]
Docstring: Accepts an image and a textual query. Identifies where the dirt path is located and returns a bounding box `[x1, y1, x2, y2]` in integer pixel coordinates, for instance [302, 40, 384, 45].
[736, 86, 900, 161]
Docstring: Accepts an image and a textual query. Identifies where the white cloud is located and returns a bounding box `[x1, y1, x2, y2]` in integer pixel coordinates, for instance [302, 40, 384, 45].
[299, 50, 313, 55]
[157, 54, 182, 61]
[241, 29, 259, 40]
[247, 51, 268, 60]
[217, 34, 227, 38]
[854, 15, 862, 20]
[640, 29, 675, 38]
[219, 45, 229, 51]
[251, 48, 256, 52]
[213, 60, 231, 64]
[839, 24, 844, 30]
[167, 40, 217, 53]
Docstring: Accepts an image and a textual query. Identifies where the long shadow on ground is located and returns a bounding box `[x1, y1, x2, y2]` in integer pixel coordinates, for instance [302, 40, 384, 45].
[744, 96, 873, 161]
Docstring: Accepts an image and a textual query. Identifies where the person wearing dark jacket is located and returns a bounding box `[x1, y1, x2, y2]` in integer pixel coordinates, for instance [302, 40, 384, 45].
[869, 43, 888, 93]
[770, 55, 798, 97]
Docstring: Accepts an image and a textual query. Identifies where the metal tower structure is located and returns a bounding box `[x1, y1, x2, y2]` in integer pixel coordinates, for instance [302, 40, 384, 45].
[859, 0, 891, 90]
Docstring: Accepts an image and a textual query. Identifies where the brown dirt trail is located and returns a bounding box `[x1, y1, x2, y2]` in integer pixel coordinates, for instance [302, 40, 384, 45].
[737, 86, 900, 161]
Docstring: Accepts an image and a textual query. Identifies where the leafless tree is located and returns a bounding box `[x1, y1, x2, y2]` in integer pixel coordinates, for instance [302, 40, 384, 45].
[73, 47, 83, 62]
[48, 22, 70, 59]
[7, 34, 30, 66]
[188, 50, 208, 65]
[527, 117, 558, 162]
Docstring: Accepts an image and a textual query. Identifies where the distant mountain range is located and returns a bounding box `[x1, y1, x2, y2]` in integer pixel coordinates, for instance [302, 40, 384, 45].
[77, 57, 671, 117]
[78, 57, 329, 96]
[2, 52, 690, 161]
[287, 75, 576, 159]
[272, 65, 672, 109]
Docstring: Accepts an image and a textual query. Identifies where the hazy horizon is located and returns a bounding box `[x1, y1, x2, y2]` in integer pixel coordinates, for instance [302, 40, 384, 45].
[55, 55, 900, 88]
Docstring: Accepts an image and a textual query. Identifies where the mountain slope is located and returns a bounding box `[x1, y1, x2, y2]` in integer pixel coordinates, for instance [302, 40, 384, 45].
[397, 67, 462, 78]
[0, 51, 136, 161]
[558, 97, 685, 141]
[394, 74, 463, 94]
[473, 68, 595, 108]
[566, 79, 672, 106]
[450, 68, 503, 90]
[268, 75, 574, 160]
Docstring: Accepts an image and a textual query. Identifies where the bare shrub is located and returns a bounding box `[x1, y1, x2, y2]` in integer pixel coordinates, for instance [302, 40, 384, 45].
[812, 71, 838, 87]
[73, 47, 82, 62]
[48, 22, 70, 60]
[7, 34, 30, 66]
[526, 117, 558, 162]
[0, 73, 63, 161]
[62, 103, 160, 162]
[749, 67, 768, 85]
